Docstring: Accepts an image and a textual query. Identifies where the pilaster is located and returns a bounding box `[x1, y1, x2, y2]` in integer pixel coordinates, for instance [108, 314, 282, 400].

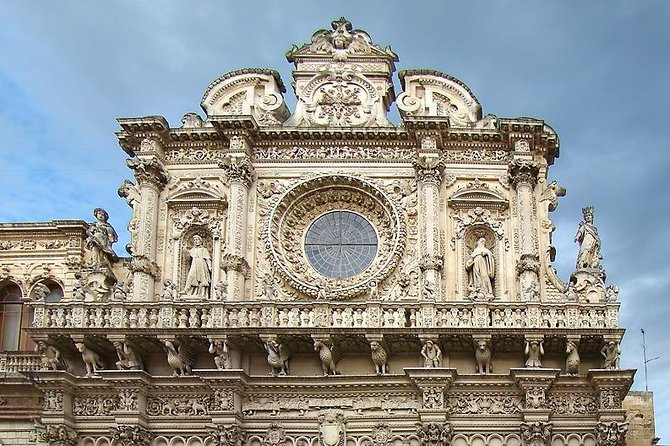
[220, 135, 255, 301]
[588, 368, 635, 422]
[508, 159, 540, 301]
[126, 137, 169, 301]
[511, 368, 560, 422]
[414, 135, 445, 301]
[405, 367, 456, 422]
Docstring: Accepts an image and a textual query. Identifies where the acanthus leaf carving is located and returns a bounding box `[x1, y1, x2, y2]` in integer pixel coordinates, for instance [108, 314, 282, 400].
[109, 425, 154, 446]
[594, 422, 629, 446]
[520, 422, 552, 446]
[418, 421, 453, 446]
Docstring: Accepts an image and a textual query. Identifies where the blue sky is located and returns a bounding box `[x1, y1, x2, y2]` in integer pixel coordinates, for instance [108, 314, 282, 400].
[1, 0, 668, 439]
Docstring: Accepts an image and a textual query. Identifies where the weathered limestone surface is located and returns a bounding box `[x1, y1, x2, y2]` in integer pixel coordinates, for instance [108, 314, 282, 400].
[0, 17, 652, 446]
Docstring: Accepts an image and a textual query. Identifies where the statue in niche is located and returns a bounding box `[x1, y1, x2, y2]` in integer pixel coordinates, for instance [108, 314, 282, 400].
[113, 341, 143, 370]
[601, 341, 621, 369]
[524, 340, 544, 368]
[184, 234, 212, 298]
[85, 208, 118, 267]
[421, 340, 442, 368]
[465, 237, 495, 300]
[574, 206, 602, 269]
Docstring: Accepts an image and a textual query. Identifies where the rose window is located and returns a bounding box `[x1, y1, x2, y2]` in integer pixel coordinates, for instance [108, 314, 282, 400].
[305, 211, 378, 278]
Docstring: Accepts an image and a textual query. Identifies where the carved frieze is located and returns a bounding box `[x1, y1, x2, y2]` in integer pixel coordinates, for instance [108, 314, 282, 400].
[254, 145, 414, 161]
[447, 394, 522, 415]
[547, 392, 598, 415]
[72, 395, 116, 416]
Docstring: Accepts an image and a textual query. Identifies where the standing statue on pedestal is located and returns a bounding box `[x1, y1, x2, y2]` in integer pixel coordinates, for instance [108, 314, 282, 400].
[466, 238, 495, 300]
[574, 206, 602, 269]
[184, 235, 212, 298]
[86, 208, 118, 267]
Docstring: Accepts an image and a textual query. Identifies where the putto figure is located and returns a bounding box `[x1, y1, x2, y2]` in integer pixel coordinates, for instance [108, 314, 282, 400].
[574, 206, 602, 269]
[184, 235, 212, 298]
[466, 238, 495, 299]
[86, 208, 118, 267]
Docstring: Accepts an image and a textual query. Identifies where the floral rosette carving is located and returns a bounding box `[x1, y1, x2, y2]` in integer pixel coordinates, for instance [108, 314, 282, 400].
[266, 174, 406, 299]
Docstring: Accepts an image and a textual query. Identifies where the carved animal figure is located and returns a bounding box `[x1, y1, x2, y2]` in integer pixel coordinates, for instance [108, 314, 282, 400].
[474, 340, 492, 374]
[565, 341, 581, 375]
[314, 340, 340, 376]
[164, 340, 194, 376]
[265, 339, 290, 376]
[75, 342, 105, 377]
[370, 341, 389, 375]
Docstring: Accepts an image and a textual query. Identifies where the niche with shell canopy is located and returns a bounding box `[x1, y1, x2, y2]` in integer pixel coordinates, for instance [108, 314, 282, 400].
[166, 177, 227, 300]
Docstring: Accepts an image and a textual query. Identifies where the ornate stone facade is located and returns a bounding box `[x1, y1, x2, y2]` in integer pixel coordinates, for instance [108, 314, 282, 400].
[0, 17, 654, 446]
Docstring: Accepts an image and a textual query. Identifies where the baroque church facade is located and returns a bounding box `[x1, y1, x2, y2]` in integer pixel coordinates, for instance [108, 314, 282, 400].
[0, 18, 656, 446]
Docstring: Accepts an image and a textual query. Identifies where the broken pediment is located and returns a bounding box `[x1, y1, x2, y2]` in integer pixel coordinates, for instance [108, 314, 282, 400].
[200, 69, 289, 127]
[397, 70, 482, 127]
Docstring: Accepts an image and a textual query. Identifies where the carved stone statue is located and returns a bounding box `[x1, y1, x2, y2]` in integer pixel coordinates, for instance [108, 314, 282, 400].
[474, 340, 492, 374]
[314, 340, 340, 376]
[524, 340, 544, 368]
[85, 208, 118, 267]
[421, 340, 442, 368]
[209, 339, 232, 370]
[31, 283, 51, 301]
[113, 341, 143, 370]
[161, 279, 177, 301]
[163, 340, 194, 376]
[566, 341, 580, 375]
[370, 341, 388, 375]
[265, 339, 290, 376]
[574, 206, 602, 269]
[36, 341, 62, 371]
[75, 342, 105, 377]
[601, 341, 621, 369]
[466, 238, 495, 299]
[184, 235, 212, 298]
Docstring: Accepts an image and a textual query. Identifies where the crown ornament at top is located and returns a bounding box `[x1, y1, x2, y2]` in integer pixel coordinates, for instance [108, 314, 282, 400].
[286, 17, 398, 62]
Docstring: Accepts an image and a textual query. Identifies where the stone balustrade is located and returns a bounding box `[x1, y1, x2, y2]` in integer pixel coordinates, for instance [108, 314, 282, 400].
[30, 301, 619, 331]
[0, 351, 42, 374]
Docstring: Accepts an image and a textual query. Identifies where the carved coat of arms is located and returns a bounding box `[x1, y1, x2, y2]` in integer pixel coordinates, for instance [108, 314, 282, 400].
[319, 410, 346, 446]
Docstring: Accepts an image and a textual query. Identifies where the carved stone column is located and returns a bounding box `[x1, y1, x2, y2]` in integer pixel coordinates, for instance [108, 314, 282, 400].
[414, 138, 445, 301]
[220, 136, 254, 301]
[509, 159, 540, 301]
[127, 138, 169, 301]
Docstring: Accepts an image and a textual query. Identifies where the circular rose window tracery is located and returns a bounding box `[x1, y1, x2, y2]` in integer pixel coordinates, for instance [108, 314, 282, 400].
[305, 211, 378, 278]
[266, 175, 406, 300]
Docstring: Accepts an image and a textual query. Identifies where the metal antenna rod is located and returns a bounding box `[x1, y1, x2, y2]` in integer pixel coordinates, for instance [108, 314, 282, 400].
[641, 328, 660, 392]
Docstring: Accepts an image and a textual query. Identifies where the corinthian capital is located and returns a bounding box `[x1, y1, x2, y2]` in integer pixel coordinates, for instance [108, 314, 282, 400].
[413, 155, 445, 184]
[207, 424, 243, 446]
[126, 156, 169, 189]
[508, 159, 540, 188]
[110, 426, 154, 446]
[520, 422, 552, 446]
[594, 422, 629, 446]
[37, 423, 79, 446]
[219, 154, 255, 188]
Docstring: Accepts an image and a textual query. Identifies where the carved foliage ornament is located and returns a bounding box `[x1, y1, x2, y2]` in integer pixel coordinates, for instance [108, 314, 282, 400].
[508, 159, 540, 188]
[418, 422, 453, 446]
[266, 174, 406, 299]
[219, 154, 255, 188]
[37, 423, 78, 446]
[594, 422, 629, 446]
[287, 17, 397, 61]
[110, 426, 154, 446]
[520, 422, 553, 446]
[287, 68, 391, 127]
[127, 155, 169, 188]
[208, 424, 243, 446]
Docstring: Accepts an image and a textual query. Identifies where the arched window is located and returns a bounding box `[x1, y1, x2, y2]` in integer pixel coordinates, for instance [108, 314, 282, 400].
[0, 282, 24, 351]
